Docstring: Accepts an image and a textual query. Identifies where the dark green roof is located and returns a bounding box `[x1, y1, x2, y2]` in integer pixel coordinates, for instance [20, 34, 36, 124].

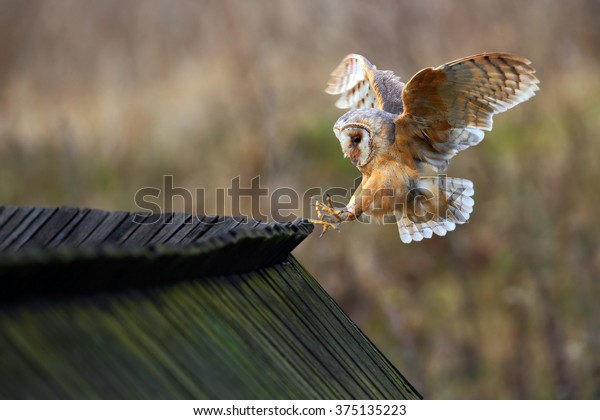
[0, 205, 421, 399]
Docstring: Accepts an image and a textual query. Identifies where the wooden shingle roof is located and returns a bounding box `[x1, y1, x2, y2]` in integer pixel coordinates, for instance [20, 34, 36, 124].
[0, 205, 421, 399]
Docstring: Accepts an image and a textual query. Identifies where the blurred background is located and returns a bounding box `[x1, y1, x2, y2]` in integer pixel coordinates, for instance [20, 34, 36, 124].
[1, 0, 600, 399]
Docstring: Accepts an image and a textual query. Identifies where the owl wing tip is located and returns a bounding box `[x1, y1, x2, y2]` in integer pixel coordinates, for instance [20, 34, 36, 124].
[324, 84, 339, 95]
[326, 53, 386, 110]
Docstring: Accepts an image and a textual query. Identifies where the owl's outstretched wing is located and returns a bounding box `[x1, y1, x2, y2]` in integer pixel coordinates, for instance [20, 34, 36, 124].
[396, 53, 539, 171]
[326, 54, 405, 115]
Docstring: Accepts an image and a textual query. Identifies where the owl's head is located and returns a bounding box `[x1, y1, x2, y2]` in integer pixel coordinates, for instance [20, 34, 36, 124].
[333, 109, 396, 169]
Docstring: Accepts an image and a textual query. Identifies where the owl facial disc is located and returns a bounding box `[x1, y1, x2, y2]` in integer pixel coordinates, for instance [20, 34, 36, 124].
[334, 121, 373, 167]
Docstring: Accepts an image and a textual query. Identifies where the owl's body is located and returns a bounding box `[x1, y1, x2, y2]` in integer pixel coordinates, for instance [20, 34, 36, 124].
[314, 53, 539, 243]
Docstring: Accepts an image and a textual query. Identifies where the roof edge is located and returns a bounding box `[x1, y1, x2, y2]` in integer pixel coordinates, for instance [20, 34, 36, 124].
[0, 205, 314, 304]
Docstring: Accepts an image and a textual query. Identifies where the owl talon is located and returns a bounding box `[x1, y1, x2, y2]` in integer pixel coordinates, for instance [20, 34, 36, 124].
[311, 196, 345, 237]
[309, 219, 341, 237]
[314, 196, 343, 218]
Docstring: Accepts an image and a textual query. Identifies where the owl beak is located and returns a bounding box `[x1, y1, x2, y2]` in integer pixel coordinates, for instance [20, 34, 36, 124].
[342, 150, 358, 165]
[348, 148, 360, 166]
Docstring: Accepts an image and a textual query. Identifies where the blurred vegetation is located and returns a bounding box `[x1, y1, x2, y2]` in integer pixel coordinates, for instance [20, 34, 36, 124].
[1, 0, 600, 398]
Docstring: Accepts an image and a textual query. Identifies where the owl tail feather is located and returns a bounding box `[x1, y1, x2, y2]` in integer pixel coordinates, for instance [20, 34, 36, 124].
[395, 176, 475, 244]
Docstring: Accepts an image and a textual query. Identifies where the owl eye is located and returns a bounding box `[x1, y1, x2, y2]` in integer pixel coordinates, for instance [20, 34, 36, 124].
[352, 135, 362, 145]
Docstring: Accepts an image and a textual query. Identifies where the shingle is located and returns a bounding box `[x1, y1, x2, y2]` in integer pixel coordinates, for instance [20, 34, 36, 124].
[0, 207, 44, 251]
[60, 208, 111, 247]
[144, 212, 193, 246]
[14, 207, 81, 250]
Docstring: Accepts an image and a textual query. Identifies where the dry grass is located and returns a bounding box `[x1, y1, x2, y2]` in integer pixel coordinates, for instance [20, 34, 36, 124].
[2, 0, 600, 398]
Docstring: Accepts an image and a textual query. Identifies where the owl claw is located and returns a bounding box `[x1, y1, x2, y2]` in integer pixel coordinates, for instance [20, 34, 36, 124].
[310, 195, 344, 236]
[315, 195, 343, 217]
[309, 219, 341, 237]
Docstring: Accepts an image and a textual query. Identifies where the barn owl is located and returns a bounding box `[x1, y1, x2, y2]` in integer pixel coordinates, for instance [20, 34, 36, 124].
[311, 53, 539, 243]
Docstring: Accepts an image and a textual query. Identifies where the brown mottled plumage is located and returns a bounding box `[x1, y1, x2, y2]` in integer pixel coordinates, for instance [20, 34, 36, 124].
[312, 53, 539, 243]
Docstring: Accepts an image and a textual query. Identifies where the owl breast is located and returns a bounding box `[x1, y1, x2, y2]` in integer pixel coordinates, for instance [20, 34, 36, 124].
[356, 165, 411, 223]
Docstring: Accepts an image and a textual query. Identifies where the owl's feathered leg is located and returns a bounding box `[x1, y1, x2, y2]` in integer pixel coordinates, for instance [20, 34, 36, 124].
[310, 195, 355, 237]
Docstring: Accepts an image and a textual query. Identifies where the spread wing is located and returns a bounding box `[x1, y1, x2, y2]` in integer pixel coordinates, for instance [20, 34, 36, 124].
[396, 53, 540, 171]
[325, 54, 405, 115]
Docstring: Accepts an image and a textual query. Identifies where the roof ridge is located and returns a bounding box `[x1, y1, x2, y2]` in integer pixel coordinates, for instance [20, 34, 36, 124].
[0, 205, 314, 304]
